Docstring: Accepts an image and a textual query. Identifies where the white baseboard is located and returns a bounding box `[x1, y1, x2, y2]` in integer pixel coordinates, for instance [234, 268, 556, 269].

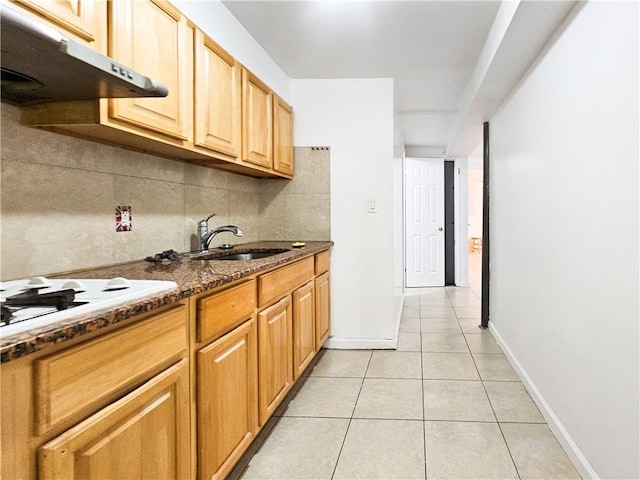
[324, 337, 398, 350]
[323, 296, 404, 351]
[489, 323, 598, 480]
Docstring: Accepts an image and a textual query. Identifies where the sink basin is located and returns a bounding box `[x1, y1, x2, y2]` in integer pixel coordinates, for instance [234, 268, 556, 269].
[192, 249, 289, 261]
[215, 251, 284, 261]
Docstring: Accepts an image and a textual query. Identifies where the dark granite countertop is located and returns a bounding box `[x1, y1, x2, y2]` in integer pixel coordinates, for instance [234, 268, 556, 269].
[1, 241, 332, 363]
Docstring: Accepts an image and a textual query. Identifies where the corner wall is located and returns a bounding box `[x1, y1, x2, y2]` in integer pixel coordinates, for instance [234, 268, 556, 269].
[292, 78, 396, 346]
[489, 2, 639, 478]
[173, 0, 291, 101]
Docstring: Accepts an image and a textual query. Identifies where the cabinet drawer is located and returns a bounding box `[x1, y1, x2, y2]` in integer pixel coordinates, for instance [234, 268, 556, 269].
[38, 359, 190, 480]
[258, 257, 314, 307]
[34, 304, 187, 434]
[197, 280, 256, 344]
[315, 250, 330, 275]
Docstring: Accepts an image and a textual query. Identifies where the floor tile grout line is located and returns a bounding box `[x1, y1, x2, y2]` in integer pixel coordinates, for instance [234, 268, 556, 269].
[420, 298, 428, 480]
[463, 320, 523, 479]
[497, 420, 523, 479]
[446, 287, 522, 479]
[329, 351, 373, 480]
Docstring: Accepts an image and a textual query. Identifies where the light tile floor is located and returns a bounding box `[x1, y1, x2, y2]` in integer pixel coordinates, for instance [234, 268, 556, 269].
[239, 253, 581, 479]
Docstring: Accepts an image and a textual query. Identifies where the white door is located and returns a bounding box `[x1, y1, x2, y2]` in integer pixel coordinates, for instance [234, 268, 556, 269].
[405, 157, 445, 287]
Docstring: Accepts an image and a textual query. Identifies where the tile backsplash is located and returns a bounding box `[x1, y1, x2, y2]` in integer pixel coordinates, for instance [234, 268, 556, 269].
[0, 104, 330, 279]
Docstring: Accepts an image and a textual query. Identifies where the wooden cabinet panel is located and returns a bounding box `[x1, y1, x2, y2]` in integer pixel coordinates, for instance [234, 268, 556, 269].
[258, 257, 314, 307]
[257, 296, 292, 425]
[197, 280, 256, 344]
[38, 359, 190, 480]
[315, 250, 331, 275]
[273, 95, 293, 176]
[293, 280, 315, 380]
[241, 68, 273, 169]
[108, 0, 192, 140]
[194, 29, 241, 158]
[34, 304, 187, 434]
[197, 318, 258, 480]
[11, 0, 106, 51]
[315, 271, 331, 350]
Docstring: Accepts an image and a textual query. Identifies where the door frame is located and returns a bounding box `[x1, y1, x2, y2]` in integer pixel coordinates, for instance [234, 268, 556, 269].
[402, 156, 468, 289]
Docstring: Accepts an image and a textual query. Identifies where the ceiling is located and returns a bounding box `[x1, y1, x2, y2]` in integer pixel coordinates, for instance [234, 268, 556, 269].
[222, 0, 578, 157]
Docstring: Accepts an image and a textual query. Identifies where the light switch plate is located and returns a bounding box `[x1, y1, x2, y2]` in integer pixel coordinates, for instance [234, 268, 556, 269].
[367, 197, 378, 213]
[115, 205, 132, 232]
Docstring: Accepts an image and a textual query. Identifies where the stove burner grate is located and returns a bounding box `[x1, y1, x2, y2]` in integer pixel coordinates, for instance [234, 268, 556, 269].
[5, 288, 77, 310]
[1, 288, 82, 327]
[1, 300, 90, 326]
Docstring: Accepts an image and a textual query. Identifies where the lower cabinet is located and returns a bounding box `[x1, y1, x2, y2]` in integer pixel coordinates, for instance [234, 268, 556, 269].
[293, 280, 316, 380]
[197, 318, 258, 480]
[2, 250, 330, 480]
[38, 359, 190, 479]
[315, 271, 331, 350]
[257, 295, 293, 425]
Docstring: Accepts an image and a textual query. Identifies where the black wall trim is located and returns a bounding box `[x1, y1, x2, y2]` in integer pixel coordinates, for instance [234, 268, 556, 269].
[444, 161, 455, 285]
[481, 122, 490, 328]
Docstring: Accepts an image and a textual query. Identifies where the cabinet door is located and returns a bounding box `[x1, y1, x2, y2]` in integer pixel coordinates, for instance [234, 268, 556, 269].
[197, 318, 258, 480]
[12, 0, 106, 51]
[242, 68, 273, 169]
[38, 360, 190, 480]
[257, 295, 292, 425]
[108, 0, 192, 140]
[293, 280, 315, 380]
[194, 29, 241, 158]
[273, 95, 294, 176]
[315, 271, 331, 350]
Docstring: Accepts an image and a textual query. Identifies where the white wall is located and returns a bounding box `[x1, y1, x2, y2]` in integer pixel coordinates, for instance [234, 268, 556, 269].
[454, 158, 469, 287]
[174, 2, 399, 347]
[393, 113, 406, 325]
[489, 2, 639, 479]
[172, 0, 291, 101]
[292, 79, 397, 347]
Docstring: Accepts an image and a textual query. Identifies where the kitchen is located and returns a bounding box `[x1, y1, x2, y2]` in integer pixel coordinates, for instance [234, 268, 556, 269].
[1, 1, 638, 479]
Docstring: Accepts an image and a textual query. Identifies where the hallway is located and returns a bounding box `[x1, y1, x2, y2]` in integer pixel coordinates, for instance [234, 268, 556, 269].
[236, 265, 581, 479]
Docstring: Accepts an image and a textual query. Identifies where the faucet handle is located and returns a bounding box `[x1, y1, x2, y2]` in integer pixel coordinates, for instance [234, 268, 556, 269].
[199, 213, 217, 225]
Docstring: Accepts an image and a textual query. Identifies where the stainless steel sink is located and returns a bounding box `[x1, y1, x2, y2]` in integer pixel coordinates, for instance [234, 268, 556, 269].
[192, 249, 289, 261]
[214, 251, 284, 261]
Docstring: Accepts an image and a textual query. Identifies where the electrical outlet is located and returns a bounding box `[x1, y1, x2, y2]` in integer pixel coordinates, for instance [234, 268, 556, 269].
[116, 205, 132, 232]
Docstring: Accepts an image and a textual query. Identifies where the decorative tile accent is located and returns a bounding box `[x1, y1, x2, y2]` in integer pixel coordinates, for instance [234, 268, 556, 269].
[115, 205, 132, 232]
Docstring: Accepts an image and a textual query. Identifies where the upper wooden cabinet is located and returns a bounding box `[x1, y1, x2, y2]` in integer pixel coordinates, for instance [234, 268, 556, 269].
[241, 68, 273, 170]
[273, 95, 294, 177]
[10, 0, 107, 52]
[194, 29, 241, 159]
[18, 0, 294, 179]
[108, 0, 192, 140]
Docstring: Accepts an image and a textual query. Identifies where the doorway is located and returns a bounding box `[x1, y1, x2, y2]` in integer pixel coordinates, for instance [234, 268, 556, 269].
[404, 157, 456, 287]
[467, 159, 483, 293]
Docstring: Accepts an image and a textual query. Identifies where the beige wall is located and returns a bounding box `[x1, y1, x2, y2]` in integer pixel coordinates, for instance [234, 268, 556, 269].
[0, 105, 330, 280]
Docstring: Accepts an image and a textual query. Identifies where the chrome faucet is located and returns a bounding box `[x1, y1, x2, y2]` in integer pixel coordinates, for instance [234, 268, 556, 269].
[197, 213, 244, 252]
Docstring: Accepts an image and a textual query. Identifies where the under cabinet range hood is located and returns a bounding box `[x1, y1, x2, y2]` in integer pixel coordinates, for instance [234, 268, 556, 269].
[0, 6, 169, 105]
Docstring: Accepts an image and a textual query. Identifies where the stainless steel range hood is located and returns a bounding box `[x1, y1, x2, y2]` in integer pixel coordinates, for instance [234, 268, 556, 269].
[1, 6, 169, 106]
